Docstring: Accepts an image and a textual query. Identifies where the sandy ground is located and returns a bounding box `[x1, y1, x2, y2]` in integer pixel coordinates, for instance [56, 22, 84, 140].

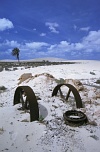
[0, 60, 100, 152]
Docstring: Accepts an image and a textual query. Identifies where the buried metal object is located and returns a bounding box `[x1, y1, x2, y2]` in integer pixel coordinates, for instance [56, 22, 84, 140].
[13, 86, 39, 122]
[52, 83, 83, 108]
[63, 110, 88, 126]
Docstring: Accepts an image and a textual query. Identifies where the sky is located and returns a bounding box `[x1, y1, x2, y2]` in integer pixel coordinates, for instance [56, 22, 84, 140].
[0, 0, 100, 60]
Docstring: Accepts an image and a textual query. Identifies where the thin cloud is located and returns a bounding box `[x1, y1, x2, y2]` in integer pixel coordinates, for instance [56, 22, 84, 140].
[0, 18, 14, 31]
[17, 25, 35, 33]
[0, 30, 100, 59]
[73, 24, 77, 30]
[0, 40, 49, 50]
[33, 28, 36, 31]
[47, 30, 100, 57]
[80, 26, 90, 31]
[25, 42, 49, 49]
[40, 33, 46, 36]
[45, 22, 59, 34]
[0, 40, 20, 47]
[82, 30, 100, 44]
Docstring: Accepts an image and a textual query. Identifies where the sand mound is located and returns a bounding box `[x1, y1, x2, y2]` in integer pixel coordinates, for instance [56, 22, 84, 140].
[18, 73, 33, 84]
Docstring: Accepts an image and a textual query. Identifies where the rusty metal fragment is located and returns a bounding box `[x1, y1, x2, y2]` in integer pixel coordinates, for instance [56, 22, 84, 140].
[52, 83, 83, 108]
[13, 86, 39, 122]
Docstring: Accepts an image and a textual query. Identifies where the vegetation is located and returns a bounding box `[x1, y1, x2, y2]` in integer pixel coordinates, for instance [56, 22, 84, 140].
[0, 86, 7, 94]
[95, 79, 100, 84]
[0, 127, 4, 134]
[39, 115, 44, 122]
[55, 78, 65, 84]
[0, 86, 7, 90]
[0, 61, 77, 69]
[90, 71, 96, 75]
[12, 47, 20, 62]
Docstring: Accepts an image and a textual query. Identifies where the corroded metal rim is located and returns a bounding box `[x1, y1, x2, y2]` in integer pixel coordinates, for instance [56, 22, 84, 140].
[63, 110, 88, 126]
[13, 86, 39, 122]
[52, 83, 83, 108]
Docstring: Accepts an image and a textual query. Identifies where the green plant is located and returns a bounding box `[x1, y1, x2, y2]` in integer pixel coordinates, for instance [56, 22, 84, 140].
[0, 86, 7, 90]
[0, 127, 4, 134]
[95, 79, 100, 84]
[12, 47, 20, 62]
[55, 78, 65, 84]
[90, 72, 95, 75]
[39, 115, 44, 122]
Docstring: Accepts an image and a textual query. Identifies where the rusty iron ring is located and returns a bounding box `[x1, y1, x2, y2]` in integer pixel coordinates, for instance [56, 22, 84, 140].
[13, 86, 39, 122]
[52, 83, 83, 108]
[63, 110, 88, 126]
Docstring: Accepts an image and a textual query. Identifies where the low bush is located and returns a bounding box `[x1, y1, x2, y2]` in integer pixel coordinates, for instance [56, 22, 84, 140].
[0, 86, 7, 90]
[55, 78, 65, 84]
[95, 79, 100, 84]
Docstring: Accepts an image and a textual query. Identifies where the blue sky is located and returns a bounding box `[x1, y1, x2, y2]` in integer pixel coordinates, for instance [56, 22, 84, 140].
[0, 0, 100, 60]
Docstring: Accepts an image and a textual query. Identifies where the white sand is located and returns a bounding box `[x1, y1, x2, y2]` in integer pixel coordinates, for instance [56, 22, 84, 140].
[0, 60, 100, 152]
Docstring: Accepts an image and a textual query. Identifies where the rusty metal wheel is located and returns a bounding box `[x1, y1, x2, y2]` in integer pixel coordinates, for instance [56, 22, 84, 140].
[52, 83, 83, 108]
[63, 110, 87, 126]
[13, 86, 39, 122]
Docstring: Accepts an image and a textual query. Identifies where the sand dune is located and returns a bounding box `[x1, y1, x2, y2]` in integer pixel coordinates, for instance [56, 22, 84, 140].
[0, 60, 100, 152]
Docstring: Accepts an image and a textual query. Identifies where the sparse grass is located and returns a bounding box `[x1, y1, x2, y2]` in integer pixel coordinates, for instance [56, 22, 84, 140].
[0, 61, 77, 69]
[5, 67, 11, 71]
[90, 71, 96, 75]
[0, 103, 3, 107]
[55, 78, 65, 84]
[0, 66, 3, 72]
[0, 127, 4, 134]
[95, 79, 100, 84]
[0, 86, 7, 90]
[0, 86, 7, 94]
[39, 115, 44, 122]
[13, 67, 18, 71]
